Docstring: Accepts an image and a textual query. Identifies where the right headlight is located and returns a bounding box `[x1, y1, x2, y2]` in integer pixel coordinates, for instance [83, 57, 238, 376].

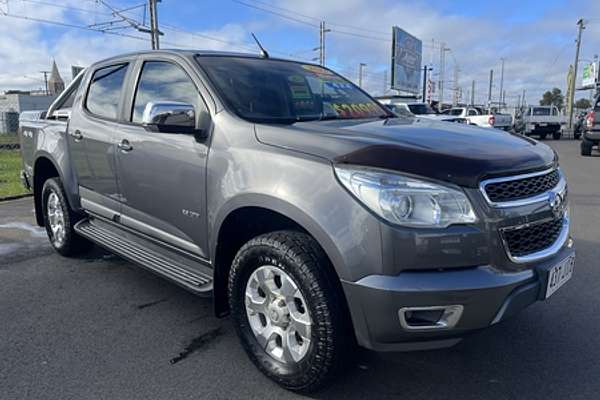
[335, 165, 477, 228]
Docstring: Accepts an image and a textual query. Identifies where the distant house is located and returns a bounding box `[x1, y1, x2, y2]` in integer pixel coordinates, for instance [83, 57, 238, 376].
[0, 60, 65, 114]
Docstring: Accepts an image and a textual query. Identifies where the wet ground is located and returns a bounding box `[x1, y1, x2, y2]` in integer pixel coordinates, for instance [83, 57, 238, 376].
[1, 140, 599, 400]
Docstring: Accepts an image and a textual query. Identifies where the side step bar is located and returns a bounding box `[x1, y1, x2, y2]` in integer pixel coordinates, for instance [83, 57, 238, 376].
[75, 218, 213, 295]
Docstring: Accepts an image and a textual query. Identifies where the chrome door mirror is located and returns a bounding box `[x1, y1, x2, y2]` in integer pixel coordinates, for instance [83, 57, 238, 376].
[142, 101, 196, 132]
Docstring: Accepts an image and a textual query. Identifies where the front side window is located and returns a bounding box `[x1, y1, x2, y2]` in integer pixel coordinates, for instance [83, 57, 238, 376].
[131, 61, 201, 123]
[86, 63, 129, 119]
[196, 56, 389, 123]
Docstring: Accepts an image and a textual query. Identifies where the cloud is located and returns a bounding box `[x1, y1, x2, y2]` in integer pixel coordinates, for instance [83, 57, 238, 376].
[1, 0, 598, 107]
[275, 0, 600, 105]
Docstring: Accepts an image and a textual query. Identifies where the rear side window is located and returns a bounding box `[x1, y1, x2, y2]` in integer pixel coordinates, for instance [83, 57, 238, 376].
[131, 61, 201, 123]
[86, 63, 129, 120]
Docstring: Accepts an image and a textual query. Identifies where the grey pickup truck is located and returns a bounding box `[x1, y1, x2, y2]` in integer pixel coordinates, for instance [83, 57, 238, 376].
[19, 50, 575, 392]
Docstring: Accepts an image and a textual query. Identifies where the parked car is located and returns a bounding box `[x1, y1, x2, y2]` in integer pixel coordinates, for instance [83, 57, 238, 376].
[378, 99, 467, 123]
[19, 50, 575, 392]
[515, 105, 564, 140]
[441, 107, 512, 130]
[581, 96, 600, 156]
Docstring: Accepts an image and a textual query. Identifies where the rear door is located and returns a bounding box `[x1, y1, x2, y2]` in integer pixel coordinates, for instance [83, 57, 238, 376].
[68, 62, 131, 218]
[114, 57, 211, 258]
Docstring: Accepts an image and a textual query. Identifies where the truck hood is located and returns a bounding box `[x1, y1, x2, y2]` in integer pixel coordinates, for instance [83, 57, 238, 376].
[255, 117, 556, 188]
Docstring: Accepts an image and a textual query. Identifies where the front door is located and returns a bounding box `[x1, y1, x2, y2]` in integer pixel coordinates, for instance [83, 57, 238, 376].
[68, 63, 130, 215]
[115, 59, 210, 258]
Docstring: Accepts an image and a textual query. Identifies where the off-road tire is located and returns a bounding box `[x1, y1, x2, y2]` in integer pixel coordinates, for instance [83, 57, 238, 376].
[581, 139, 594, 156]
[42, 178, 92, 256]
[228, 230, 352, 393]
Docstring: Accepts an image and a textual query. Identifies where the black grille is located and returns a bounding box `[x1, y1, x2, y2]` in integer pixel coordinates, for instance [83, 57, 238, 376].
[484, 169, 560, 203]
[502, 218, 563, 258]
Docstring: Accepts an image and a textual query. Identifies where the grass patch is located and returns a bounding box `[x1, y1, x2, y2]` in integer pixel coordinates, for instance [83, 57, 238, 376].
[0, 150, 29, 198]
[0, 134, 19, 145]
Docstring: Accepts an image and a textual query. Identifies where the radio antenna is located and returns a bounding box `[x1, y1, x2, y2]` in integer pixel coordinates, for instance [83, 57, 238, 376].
[251, 33, 270, 58]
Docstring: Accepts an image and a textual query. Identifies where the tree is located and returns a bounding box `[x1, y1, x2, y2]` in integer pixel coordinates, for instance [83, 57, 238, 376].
[575, 98, 592, 110]
[539, 88, 564, 109]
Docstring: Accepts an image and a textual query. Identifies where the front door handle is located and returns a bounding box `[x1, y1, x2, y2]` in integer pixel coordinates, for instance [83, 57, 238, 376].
[70, 130, 83, 141]
[117, 139, 133, 152]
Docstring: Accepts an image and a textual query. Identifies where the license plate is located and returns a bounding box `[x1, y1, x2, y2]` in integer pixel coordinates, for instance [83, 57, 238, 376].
[539, 123, 547, 127]
[545, 254, 575, 299]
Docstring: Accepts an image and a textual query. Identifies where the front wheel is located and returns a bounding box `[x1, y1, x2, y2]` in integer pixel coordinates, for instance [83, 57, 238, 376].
[42, 178, 92, 256]
[228, 231, 352, 393]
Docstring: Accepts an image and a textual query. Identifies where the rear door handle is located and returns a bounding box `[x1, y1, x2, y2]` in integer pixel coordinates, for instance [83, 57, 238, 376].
[118, 139, 133, 152]
[70, 130, 83, 141]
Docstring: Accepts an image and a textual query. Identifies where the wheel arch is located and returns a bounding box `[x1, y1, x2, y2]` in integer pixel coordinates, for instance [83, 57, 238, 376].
[32, 154, 62, 226]
[211, 197, 347, 318]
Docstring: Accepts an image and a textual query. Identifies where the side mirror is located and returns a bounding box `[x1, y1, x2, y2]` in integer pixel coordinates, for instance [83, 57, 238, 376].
[142, 101, 208, 139]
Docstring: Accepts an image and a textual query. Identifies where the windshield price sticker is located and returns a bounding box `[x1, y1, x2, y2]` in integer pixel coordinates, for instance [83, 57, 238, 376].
[332, 103, 381, 118]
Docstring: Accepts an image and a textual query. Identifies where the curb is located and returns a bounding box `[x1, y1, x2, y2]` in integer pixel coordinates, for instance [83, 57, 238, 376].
[0, 193, 33, 202]
[0, 143, 20, 150]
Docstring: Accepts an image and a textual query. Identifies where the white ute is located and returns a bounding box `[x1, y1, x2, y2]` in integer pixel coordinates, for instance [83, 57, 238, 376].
[441, 107, 512, 130]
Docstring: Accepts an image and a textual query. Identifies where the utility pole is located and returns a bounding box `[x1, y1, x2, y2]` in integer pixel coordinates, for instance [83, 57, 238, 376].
[568, 18, 585, 129]
[383, 70, 388, 95]
[522, 89, 526, 107]
[318, 22, 331, 66]
[358, 63, 367, 88]
[422, 65, 431, 102]
[452, 64, 460, 106]
[503, 90, 506, 107]
[40, 71, 49, 95]
[517, 94, 521, 110]
[498, 58, 505, 109]
[488, 69, 494, 106]
[148, 0, 160, 50]
[439, 43, 449, 106]
[471, 80, 475, 106]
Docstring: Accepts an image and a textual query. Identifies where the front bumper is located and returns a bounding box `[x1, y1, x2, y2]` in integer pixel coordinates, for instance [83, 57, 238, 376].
[342, 242, 575, 352]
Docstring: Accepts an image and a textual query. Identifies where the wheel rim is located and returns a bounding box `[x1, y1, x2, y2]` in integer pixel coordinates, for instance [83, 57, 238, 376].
[47, 191, 66, 247]
[245, 265, 312, 364]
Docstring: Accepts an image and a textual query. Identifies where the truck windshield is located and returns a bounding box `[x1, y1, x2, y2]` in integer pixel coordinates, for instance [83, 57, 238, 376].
[407, 103, 436, 115]
[532, 107, 551, 116]
[196, 56, 390, 123]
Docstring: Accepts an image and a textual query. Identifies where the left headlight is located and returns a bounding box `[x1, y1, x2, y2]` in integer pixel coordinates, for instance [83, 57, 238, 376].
[335, 165, 477, 228]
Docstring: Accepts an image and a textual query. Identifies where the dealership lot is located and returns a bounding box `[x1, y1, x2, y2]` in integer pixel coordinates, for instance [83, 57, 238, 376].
[1, 140, 599, 400]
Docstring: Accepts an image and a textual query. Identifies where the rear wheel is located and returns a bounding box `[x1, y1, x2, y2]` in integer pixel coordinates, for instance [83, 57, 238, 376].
[42, 178, 92, 256]
[539, 133, 547, 140]
[228, 230, 352, 393]
[581, 139, 593, 156]
[552, 131, 562, 140]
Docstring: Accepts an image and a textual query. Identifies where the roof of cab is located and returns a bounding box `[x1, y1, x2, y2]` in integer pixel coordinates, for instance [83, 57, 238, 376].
[90, 49, 308, 68]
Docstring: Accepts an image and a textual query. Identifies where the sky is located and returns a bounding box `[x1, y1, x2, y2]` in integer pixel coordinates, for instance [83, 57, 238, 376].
[1, 0, 599, 106]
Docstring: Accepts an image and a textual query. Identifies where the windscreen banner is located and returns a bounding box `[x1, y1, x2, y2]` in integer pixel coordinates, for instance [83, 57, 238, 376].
[391, 27, 422, 94]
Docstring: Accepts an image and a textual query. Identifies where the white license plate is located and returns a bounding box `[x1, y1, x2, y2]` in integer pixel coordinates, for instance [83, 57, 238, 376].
[539, 123, 547, 127]
[545, 254, 575, 299]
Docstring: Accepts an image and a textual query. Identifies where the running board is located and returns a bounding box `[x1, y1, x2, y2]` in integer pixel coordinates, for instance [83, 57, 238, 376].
[75, 218, 213, 295]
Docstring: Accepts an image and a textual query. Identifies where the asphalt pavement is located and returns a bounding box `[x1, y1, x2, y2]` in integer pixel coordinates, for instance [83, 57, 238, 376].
[1, 140, 599, 400]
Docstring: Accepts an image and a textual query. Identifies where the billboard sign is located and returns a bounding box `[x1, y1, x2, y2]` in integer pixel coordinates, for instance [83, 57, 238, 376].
[391, 26, 422, 94]
[581, 62, 598, 89]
